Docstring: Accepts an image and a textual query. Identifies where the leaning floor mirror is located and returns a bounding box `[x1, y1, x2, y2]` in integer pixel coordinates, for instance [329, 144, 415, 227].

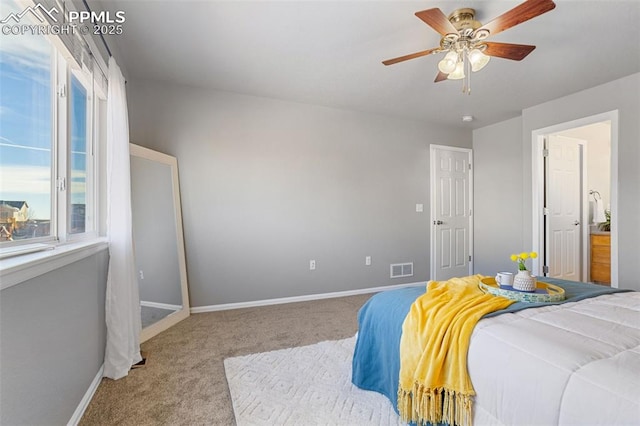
[130, 144, 190, 342]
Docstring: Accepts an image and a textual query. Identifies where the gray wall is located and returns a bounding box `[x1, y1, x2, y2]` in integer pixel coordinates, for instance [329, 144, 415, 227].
[131, 156, 182, 305]
[0, 249, 109, 425]
[473, 73, 640, 291]
[472, 117, 524, 275]
[127, 80, 472, 306]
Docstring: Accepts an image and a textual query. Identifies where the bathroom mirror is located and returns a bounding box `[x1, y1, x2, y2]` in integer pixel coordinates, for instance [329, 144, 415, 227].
[130, 144, 190, 342]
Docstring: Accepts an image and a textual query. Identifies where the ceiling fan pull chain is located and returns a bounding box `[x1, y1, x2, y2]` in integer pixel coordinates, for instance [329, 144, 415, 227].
[463, 51, 471, 94]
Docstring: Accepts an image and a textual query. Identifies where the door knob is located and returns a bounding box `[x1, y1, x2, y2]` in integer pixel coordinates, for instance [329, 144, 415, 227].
[434, 220, 444, 225]
[573, 220, 580, 226]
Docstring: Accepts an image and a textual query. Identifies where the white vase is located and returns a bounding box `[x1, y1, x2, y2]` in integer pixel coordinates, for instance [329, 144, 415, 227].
[513, 270, 537, 292]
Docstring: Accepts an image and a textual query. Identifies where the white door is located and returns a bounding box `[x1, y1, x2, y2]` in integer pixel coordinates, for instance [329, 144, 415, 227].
[430, 145, 472, 281]
[546, 135, 582, 281]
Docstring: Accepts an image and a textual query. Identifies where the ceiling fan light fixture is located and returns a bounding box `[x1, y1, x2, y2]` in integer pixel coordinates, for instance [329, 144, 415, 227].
[468, 48, 490, 72]
[438, 50, 459, 74]
[382, 0, 557, 95]
[448, 61, 465, 80]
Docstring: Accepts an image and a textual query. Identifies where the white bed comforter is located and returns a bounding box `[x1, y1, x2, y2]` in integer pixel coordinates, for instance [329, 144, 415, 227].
[468, 292, 640, 426]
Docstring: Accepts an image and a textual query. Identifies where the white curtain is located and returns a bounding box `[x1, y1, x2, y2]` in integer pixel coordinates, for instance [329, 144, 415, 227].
[103, 56, 142, 379]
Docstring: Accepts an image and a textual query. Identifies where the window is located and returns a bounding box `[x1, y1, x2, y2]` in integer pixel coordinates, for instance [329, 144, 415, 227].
[0, 31, 53, 243]
[0, 0, 104, 250]
[69, 74, 90, 235]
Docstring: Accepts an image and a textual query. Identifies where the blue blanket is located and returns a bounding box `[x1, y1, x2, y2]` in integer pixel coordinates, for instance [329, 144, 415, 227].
[351, 278, 629, 415]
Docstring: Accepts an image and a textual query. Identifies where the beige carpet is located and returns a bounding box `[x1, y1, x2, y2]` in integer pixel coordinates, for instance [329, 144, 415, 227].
[80, 294, 371, 425]
[225, 336, 401, 425]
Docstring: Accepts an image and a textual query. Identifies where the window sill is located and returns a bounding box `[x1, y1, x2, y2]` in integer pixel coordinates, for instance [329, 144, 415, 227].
[0, 239, 109, 290]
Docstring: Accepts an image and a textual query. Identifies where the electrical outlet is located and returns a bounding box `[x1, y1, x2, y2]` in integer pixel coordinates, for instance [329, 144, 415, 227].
[139, 270, 144, 280]
[309, 260, 316, 270]
[365, 256, 371, 266]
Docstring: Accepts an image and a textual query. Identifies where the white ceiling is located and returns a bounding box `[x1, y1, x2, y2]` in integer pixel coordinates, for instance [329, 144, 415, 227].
[100, 1, 640, 129]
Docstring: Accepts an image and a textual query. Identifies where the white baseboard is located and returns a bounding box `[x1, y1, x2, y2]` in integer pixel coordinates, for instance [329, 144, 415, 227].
[190, 281, 426, 313]
[140, 300, 182, 311]
[67, 364, 104, 426]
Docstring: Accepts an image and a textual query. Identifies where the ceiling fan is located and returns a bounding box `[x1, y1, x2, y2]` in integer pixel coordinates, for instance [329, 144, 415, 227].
[383, 0, 556, 93]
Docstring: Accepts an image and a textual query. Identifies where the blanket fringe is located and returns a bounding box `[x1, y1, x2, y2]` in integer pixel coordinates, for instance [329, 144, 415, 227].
[398, 384, 473, 426]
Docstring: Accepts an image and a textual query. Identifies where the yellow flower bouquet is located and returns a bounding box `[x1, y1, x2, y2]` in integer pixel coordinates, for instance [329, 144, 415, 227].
[510, 251, 538, 271]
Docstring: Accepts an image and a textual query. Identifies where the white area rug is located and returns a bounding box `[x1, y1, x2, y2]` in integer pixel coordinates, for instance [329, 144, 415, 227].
[224, 336, 402, 425]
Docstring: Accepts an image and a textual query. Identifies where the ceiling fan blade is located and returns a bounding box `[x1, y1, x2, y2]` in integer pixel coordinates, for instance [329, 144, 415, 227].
[483, 42, 536, 61]
[415, 8, 458, 36]
[434, 71, 449, 82]
[382, 48, 440, 66]
[478, 0, 556, 37]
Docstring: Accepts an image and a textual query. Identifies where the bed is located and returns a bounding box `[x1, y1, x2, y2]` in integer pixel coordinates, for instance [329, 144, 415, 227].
[352, 277, 640, 425]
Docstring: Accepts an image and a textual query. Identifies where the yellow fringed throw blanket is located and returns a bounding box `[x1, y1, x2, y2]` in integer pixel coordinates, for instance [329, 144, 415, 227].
[398, 275, 514, 426]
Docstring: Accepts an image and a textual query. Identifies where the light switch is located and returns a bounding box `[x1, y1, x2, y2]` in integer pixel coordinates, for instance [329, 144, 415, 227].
[416, 203, 424, 213]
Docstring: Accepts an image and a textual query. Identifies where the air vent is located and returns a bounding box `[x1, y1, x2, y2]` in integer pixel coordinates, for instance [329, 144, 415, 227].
[390, 262, 413, 278]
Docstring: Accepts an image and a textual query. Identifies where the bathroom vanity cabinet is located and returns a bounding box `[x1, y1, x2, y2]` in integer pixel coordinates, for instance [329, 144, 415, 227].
[590, 233, 611, 285]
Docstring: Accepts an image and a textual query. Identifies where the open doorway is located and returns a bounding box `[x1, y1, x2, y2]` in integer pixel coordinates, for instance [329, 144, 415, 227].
[532, 111, 618, 288]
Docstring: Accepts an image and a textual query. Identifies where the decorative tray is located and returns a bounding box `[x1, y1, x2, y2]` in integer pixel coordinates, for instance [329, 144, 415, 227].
[479, 277, 565, 303]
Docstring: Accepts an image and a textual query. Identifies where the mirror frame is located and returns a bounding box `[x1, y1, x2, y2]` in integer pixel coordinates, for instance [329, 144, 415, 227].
[130, 143, 190, 342]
